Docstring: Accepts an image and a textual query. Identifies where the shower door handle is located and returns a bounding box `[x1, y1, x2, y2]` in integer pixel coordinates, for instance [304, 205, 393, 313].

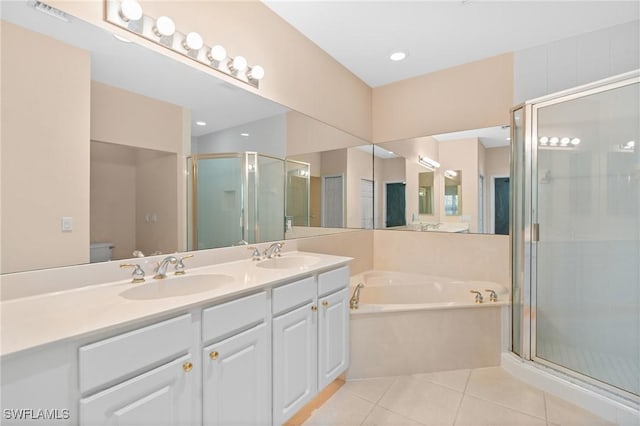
[532, 223, 539, 242]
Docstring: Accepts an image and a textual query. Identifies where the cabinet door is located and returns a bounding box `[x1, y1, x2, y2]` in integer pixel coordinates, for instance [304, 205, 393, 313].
[80, 355, 195, 426]
[202, 323, 270, 426]
[318, 288, 350, 390]
[272, 302, 317, 426]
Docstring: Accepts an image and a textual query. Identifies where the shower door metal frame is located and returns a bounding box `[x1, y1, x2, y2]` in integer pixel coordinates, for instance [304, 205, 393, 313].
[516, 70, 640, 403]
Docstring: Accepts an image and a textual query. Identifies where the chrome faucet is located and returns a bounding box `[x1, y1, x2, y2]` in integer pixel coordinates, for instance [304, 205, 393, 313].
[263, 242, 284, 259]
[484, 289, 498, 302]
[470, 290, 484, 303]
[120, 263, 145, 283]
[154, 255, 178, 279]
[174, 255, 194, 276]
[350, 283, 365, 309]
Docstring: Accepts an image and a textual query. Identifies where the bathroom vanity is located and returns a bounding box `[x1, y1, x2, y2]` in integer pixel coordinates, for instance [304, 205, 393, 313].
[0, 251, 351, 426]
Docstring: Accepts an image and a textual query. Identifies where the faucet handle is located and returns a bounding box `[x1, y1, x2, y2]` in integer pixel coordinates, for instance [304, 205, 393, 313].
[174, 255, 194, 276]
[484, 289, 498, 302]
[120, 263, 145, 283]
[470, 290, 483, 303]
[247, 247, 262, 261]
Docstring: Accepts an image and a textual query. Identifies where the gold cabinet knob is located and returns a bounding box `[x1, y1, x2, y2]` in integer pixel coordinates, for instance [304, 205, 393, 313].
[311, 305, 318, 312]
[182, 361, 193, 372]
[209, 351, 219, 360]
[322, 300, 329, 308]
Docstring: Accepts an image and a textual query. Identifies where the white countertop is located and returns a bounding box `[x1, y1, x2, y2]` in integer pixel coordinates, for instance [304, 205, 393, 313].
[0, 251, 351, 357]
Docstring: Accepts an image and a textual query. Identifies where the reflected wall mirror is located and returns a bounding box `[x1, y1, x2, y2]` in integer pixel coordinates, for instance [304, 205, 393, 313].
[0, 1, 371, 274]
[375, 125, 510, 235]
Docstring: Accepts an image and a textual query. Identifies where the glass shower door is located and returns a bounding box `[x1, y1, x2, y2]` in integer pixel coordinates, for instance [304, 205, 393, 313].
[533, 80, 639, 397]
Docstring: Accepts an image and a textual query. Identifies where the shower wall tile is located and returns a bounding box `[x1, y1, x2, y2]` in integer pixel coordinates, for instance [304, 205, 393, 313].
[547, 37, 578, 95]
[576, 30, 610, 86]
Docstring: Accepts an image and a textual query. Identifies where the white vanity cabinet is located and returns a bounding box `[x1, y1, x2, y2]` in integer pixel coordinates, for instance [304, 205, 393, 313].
[272, 266, 350, 426]
[201, 292, 270, 426]
[78, 314, 196, 425]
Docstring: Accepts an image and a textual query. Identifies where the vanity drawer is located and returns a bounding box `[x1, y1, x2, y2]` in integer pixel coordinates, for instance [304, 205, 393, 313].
[318, 266, 349, 297]
[79, 314, 192, 394]
[272, 276, 315, 316]
[202, 291, 267, 343]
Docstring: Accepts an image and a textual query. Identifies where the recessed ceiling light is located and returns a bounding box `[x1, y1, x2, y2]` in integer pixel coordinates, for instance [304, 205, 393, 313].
[240, 133, 249, 137]
[196, 121, 207, 126]
[389, 51, 406, 62]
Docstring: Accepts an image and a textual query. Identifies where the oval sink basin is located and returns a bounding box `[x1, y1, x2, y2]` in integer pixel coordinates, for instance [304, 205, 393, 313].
[120, 274, 235, 300]
[256, 255, 320, 270]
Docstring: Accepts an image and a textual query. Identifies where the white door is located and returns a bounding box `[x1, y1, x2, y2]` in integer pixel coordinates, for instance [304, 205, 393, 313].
[80, 355, 195, 426]
[202, 323, 270, 426]
[321, 175, 344, 227]
[272, 302, 317, 426]
[318, 288, 350, 390]
[360, 179, 374, 229]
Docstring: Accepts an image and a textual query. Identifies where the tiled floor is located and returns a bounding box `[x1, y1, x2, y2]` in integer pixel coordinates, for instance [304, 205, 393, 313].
[303, 367, 617, 426]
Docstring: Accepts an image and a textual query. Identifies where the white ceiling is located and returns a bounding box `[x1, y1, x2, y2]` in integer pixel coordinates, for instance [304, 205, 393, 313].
[263, 1, 640, 87]
[432, 125, 510, 148]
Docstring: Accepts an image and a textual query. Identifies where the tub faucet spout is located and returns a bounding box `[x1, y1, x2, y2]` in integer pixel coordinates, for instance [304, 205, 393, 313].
[350, 283, 365, 309]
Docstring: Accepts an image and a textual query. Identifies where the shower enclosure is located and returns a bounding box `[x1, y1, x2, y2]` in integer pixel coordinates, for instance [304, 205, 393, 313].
[511, 71, 639, 402]
[187, 152, 285, 250]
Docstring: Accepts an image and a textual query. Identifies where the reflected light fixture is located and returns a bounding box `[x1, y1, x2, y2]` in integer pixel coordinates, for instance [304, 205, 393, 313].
[444, 170, 458, 178]
[240, 133, 250, 137]
[105, 0, 265, 88]
[538, 136, 581, 149]
[418, 156, 440, 170]
[196, 121, 207, 126]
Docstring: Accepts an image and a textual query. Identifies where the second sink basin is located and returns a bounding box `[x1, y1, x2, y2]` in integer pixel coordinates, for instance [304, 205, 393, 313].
[120, 274, 235, 300]
[256, 255, 320, 270]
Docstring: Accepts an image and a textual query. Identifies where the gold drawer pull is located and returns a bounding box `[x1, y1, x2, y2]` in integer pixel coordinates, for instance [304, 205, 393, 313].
[311, 305, 318, 312]
[209, 351, 219, 360]
[182, 362, 193, 372]
[322, 300, 329, 308]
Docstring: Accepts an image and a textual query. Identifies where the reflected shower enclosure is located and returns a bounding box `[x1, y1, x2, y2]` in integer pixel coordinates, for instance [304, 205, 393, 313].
[285, 160, 311, 227]
[187, 152, 285, 250]
[511, 71, 639, 399]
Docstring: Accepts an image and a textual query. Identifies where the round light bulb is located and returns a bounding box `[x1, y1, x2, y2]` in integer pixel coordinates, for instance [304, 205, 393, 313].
[209, 45, 227, 62]
[539, 136, 549, 145]
[195, 121, 207, 126]
[549, 137, 559, 146]
[120, 0, 142, 21]
[570, 138, 581, 145]
[560, 137, 570, 146]
[232, 56, 248, 72]
[154, 16, 175, 37]
[185, 32, 203, 51]
[626, 140, 635, 147]
[390, 51, 406, 61]
[248, 65, 265, 81]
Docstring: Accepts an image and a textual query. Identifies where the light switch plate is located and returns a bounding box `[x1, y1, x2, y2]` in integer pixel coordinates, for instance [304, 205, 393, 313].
[61, 216, 73, 232]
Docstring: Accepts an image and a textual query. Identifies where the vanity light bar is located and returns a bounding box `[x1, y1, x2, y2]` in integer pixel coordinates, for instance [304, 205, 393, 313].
[538, 136, 581, 149]
[444, 170, 457, 178]
[418, 156, 440, 170]
[104, 0, 265, 89]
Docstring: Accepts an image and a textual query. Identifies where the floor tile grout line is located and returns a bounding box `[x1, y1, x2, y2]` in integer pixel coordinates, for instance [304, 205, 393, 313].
[451, 369, 475, 425]
[461, 390, 548, 421]
[543, 391, 550, 424]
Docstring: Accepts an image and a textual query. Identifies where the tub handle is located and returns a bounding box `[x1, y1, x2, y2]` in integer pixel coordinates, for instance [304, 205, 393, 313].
[470, 290, 483, 303]
[484, 289, 498, 302]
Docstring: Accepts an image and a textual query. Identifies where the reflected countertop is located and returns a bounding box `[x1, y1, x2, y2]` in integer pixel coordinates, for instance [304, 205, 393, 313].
[0, 251, 351, 357]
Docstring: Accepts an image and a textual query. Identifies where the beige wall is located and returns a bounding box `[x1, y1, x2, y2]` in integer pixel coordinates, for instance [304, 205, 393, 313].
[297, 230, 374, 276]
[90, 142, 137, 260]
[286, 111, 367, 157]
[91, 81, 184, 153]
[372, 53, 513, 143]
[374, 230, 509, 286]
[50, 1, 372, 142]
[346, 147, 374, 228]
[1, 22, 91, 273]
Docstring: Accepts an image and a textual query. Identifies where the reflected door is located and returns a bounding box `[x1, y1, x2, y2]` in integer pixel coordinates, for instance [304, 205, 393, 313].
[534, 80, 639, 397]
[385, 182, 406, 227]
[322, 175, 344, 227]
[494, 177, 510, 235]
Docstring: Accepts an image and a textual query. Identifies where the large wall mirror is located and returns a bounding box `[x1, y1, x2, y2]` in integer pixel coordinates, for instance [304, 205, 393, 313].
[374, 126, 511, 234]
[1, 2, 371, 274]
